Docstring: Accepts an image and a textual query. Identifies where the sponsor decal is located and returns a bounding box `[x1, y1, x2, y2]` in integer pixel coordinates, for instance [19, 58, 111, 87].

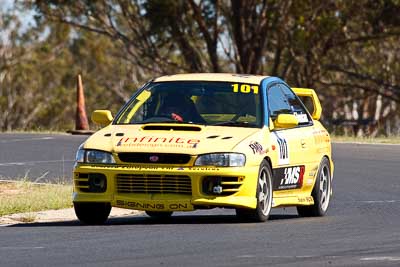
[116, 136, 200, 149]
[312, 129, 329, 144]
[189, 167, 220, 171]
[249, 141, 266, 155]
[149, 155, 159, 162]
[273, 132, 289, 165]
[124, 166, 175, 171]
[116, 139, 123, 146]
[116, 200, 191, 210]
[231, 83, 259, 94]
[273, 165, 305, 190]
[298, 196, 313, 203]
[108, 166, 219, 172]
[294, 113, 309, 123]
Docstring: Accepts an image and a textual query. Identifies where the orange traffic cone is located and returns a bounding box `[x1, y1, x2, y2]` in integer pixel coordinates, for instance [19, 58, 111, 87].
[75, 74, 89, 130]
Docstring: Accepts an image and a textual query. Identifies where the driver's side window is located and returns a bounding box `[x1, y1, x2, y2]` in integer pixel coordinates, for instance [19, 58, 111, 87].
[268, 84, 292, 120]
[268, 84, 312, 125]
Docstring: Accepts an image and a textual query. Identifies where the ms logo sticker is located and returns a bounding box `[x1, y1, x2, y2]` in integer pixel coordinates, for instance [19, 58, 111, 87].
[273, 132, 289, 165]
[273, 165, 305, 190]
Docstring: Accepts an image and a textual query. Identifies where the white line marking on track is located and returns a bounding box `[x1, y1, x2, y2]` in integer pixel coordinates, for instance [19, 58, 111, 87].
[0, 137, 54, 143]
[358, 200, 400, 203]
[0, 246, 45, 250]
[333, 141, 400, 146]
[235, 254, 400, 262]
[0, 159, 74, 167]
[237, 255, 316, 259]
[360, 256, 400, 261]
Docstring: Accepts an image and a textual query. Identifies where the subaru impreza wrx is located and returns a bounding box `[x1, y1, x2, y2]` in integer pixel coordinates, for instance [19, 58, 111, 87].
[73, 73, 334, 224]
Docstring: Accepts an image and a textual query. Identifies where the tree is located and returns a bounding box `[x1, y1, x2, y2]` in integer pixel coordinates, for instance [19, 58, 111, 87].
[2, 0, 400, 135]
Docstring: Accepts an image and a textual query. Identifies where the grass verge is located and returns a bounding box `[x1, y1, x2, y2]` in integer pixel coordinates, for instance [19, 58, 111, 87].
[0, 180, 72, 218]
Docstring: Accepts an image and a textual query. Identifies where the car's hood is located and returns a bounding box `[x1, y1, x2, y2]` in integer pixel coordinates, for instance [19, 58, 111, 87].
[84, 124, 260, 154]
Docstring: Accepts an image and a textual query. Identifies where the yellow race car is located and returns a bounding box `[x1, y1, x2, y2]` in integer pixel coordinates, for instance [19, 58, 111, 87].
[73, 73, 333, 224]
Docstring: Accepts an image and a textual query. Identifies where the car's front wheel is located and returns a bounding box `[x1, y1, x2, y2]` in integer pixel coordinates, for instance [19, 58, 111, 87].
[74, 202, 111, 225]
[236, 160, 273, 222]
[297, 157, 331, 217]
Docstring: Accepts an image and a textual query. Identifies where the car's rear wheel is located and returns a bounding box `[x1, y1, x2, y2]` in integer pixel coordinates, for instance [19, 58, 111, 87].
[145, 211, 173, 219]
[297, 157, 331, 217]
[236, 160, 272, 222]
[74, 202, 111, 225]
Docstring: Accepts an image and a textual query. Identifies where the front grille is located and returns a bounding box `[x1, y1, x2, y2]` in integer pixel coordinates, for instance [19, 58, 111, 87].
[116, 174, 192, 195]
[118, 153, 191, 164]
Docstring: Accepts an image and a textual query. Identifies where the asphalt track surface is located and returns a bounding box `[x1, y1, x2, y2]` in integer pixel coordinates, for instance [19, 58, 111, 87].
[0, 133, 87, 182]
[1, 133, 400, 266]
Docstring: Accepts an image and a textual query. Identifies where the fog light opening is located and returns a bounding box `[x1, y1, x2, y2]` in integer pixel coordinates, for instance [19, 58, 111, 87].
[88, 173, 107, 193]
[202, 176, 242, 196]
[212, 185, 223, 194]
[93, 177, 102, 187]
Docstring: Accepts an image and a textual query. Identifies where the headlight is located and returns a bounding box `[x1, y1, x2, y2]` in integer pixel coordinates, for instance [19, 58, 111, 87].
[75, 148, 115, 164]
[75, 148, 85, 163]
[194, 153, 246, 167]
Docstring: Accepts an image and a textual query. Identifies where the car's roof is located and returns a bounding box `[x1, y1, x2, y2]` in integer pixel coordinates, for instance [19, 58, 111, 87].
[154, 73, 269, 84]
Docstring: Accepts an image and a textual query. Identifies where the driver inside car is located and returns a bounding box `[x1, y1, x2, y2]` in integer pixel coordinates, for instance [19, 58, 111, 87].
[157, 93, 206, 124]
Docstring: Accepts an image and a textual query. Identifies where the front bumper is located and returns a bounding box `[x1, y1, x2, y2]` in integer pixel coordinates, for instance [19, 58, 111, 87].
[73, 164, 259, 211]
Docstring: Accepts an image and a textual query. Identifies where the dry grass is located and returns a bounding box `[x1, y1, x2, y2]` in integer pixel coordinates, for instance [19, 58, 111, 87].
[0, 180, 72, 217]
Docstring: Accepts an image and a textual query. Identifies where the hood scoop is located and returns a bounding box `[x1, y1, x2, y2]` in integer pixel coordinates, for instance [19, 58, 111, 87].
[142, 125, 202, 131]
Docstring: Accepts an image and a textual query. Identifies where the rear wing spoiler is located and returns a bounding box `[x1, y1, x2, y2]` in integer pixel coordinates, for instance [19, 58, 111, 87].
[292, 88, 322, 120]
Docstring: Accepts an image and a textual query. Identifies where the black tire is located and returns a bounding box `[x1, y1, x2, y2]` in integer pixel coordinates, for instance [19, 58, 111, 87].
[236, 160, 273, 222]
[74, 202, 111, 225]
[145, 211, 173, 219]
[297, 157, 332, 217]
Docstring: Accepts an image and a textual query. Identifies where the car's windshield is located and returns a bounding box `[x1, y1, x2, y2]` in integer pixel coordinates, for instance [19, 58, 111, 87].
[115, 81, 263, 128]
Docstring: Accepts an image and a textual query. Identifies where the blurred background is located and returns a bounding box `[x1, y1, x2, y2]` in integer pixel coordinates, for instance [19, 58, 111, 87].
[1, 0, 399, 137]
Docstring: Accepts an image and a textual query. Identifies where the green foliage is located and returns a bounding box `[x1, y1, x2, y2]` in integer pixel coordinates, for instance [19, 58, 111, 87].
[0, 0, 399, 135]
[1, 6, 140, 131]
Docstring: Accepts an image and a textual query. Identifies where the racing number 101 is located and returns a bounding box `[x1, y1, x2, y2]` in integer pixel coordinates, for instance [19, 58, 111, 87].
[232, 83, 259, 94]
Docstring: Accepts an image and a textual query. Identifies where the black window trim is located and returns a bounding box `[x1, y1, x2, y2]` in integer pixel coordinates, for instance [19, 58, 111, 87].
[267, 82, 314, 130]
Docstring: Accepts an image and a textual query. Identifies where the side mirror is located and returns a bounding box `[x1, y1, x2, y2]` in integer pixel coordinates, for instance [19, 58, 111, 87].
[292, 88, 322, 120]
[91, 110, 113, 126]
[273, 114, 298, 129]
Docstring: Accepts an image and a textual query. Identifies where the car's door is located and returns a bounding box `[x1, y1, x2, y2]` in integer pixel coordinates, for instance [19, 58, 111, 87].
[267, 83, 318, 197]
